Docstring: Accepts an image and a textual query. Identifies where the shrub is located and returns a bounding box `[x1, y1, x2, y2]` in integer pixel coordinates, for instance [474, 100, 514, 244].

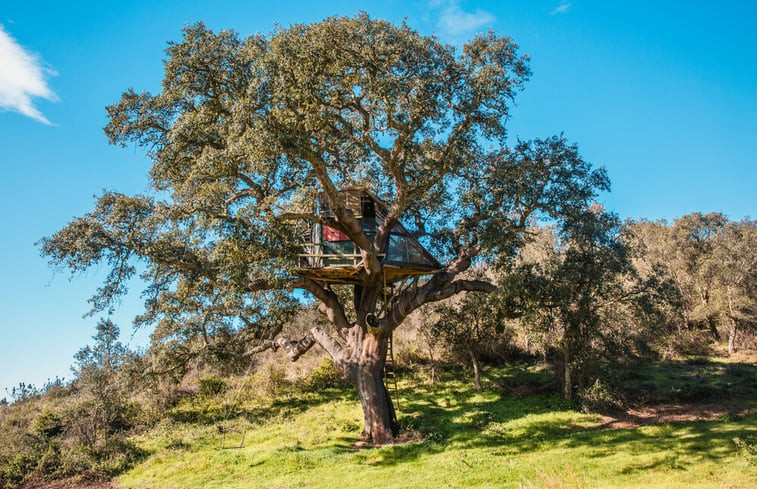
[579, 378, 623, 413]
[260, 363, 289, 396]
[733, 436, 757, 465]
[662, 330, 714, 358]
[197, 375, 227, 398]
[394, 347, 429, 369]
[33, 410, 64, 440]
[299, 359, 349, 392]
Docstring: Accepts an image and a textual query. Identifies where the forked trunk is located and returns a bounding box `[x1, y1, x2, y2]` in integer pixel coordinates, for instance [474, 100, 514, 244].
[275, 270, 494, 443]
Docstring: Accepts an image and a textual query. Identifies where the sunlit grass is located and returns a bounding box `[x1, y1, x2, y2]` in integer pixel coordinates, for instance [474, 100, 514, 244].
[119, 365, 757, 489]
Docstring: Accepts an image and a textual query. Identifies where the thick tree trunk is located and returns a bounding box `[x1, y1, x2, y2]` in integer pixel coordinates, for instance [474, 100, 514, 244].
[348, 332, 398, 444]
[469, 347, 482, 392]
[352, 366, 398, 443]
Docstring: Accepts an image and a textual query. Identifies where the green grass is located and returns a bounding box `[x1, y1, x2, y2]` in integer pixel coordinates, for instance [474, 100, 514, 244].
[118, 365, 757, 489]
[615, 357, 757, 405]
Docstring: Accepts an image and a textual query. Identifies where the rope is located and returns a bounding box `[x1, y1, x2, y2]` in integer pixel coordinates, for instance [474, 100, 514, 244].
[218, 354, 257, 450]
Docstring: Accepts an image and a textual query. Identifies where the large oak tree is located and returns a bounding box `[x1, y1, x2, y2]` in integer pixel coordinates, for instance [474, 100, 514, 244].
[42, 15, 608, 443]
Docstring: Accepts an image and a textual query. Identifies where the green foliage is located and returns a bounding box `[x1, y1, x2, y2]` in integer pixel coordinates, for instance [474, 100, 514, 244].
[32, 409, 63, 439]
[499, 210, 647, 400]
[578, 378, 623, 413]
[196, 374, 227, 398]
[627, 214, 757, 355]
[299, 358, 349, 392]
[426, 286, 512, 390]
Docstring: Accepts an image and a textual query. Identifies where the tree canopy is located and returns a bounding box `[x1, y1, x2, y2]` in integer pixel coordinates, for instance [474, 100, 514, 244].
[41, 14, 609, 443]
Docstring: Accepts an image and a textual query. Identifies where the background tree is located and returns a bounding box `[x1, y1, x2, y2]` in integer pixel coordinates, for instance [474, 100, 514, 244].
[711, 219, 757, 354]
[671, 213, 728, 340]
[627, 213, 757, 355]
[428, 286, 509, 392]
[501, 210, 644, 400]
[41, 15, 608, 443]
[68, 319, 135, 454]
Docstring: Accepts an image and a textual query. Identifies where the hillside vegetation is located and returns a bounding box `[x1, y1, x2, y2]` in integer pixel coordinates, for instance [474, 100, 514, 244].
[3, 354, 756, 489]
[5, 210, 757, 488]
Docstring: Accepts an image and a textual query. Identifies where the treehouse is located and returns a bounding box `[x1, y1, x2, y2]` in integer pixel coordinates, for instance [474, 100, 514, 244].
[297, 187, 440, 284]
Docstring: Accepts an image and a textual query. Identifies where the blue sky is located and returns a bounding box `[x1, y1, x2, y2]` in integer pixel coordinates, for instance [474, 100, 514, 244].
[1, 1, 755, 395]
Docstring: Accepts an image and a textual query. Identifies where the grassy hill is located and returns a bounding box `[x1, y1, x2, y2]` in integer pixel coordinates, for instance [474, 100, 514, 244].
[112, 360, 756, 489]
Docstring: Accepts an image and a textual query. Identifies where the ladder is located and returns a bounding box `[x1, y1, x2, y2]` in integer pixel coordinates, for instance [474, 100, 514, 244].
[384, 333, 400, 413]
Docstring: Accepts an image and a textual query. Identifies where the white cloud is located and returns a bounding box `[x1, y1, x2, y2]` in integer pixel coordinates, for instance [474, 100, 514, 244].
[551, 2, 572, 15]
[433, 0, 495, 38]
[0, 24, 57, 124]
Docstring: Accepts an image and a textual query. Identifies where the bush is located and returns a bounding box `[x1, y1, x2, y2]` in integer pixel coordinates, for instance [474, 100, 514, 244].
[197, 375, 227, 398]
[259, 363, 289, 396]
[733, 436, 757, 465]
[579, 379, 623, 413]
[299, 359, 349, 392]
[33, 410, 64, 439]
[394, 347, 429, 369]
[0, 451, 40, 488]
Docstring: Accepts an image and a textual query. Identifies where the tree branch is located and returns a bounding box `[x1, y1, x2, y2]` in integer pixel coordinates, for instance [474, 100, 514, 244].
[273, 326, 345, 363]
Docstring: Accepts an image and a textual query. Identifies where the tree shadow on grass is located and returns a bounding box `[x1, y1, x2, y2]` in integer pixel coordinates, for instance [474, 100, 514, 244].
[365, 364, 757, 467]
[617, 359, 757, 404]
[203, 361, 756, 470]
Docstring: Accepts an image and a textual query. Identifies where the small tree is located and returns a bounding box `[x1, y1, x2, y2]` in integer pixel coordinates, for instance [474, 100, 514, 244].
[429, 288, 508, 392]
[68, 319, 133, 453]
[502, 210, 640, 400]
[73, 318, 127, 377]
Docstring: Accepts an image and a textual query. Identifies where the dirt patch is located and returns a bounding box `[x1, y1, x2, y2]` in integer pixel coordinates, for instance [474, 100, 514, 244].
[594, 403, 755, 429]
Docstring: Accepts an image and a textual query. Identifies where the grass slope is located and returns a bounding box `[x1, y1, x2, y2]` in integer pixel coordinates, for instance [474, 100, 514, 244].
[118, 363, 757, 489]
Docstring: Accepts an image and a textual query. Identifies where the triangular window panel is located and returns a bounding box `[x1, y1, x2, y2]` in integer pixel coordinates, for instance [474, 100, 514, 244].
[384, 233, 435, 267]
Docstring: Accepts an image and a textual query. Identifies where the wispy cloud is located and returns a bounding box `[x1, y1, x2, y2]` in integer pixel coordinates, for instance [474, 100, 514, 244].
[432, 0, 495, 38]
[551, 2, 572, 15]
[0, 24, 57, 124]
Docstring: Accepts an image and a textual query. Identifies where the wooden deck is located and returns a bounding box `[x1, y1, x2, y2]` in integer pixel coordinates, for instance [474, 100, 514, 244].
[296, 262, 437, 284]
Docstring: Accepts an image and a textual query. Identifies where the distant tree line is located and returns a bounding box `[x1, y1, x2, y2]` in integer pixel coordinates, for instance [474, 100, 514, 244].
[422, 211, 757, 401]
